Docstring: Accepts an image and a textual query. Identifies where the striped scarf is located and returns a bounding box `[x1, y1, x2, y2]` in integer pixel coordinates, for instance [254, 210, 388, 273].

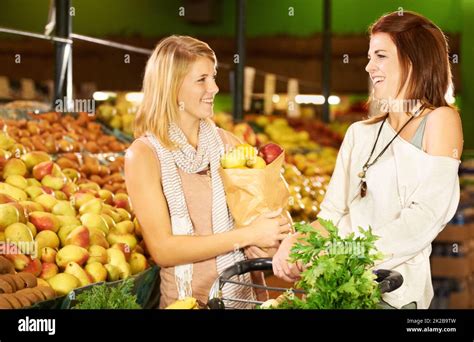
[146, 120, 254, 308]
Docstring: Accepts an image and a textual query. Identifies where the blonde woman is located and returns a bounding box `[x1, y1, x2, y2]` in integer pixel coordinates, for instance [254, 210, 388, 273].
[125, 35, 290, 308]
[273, 11, 463, 309]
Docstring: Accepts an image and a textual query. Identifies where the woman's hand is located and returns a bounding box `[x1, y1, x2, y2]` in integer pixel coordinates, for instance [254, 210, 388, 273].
[245, 246, 274, 259]
[272, 233, 303, 283]
[272, 220, 328, 282]
[245, 210, 291, 249]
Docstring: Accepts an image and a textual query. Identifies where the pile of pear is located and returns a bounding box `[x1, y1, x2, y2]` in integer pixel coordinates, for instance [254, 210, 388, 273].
[96, 101, 136, 136]
[55, 153, 128, 195]
[1, 112, 129, 203]
[0, 150, 150, 299]
[0, 111, 127, 156]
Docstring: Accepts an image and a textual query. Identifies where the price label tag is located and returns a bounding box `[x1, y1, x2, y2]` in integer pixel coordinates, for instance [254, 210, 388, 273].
[264, 73, 276, 115]
[0, 76, 11, 99]
[21, 78, 36, 100]
[287, 78, 300, 118]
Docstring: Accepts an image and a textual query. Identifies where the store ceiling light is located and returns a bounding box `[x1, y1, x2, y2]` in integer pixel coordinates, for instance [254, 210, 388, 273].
[272, 94, 280, 103]
[328, 95, 341, 105]
[93, 91, 116, 101]
[295, 95, 325, 105]
[446, 96, 455, 105]
[445, 87, 455, 105]
[125, 92, 144, 103]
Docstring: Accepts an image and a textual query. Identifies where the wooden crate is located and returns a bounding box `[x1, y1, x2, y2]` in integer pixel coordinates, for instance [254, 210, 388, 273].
[435, 223, 474, 243]
[449, 289, 471, 309]
[431, 254, 474, 278]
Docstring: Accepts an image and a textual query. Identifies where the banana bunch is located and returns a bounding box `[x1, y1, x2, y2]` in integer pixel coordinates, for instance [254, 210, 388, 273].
[260, 293, 291, 309]
[165, 297, 199, 309]
[260, 299, 279, 309]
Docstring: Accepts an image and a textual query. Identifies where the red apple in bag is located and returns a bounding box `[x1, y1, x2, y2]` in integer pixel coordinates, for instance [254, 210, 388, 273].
[258, 143, 284, 165]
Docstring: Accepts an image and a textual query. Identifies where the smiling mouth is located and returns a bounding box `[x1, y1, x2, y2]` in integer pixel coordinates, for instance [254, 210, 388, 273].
[372, 77, 385, 86]
[201, 99, 214, 105]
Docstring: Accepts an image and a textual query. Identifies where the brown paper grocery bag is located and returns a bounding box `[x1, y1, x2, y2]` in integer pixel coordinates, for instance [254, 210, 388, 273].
[220, 152, 290, 227]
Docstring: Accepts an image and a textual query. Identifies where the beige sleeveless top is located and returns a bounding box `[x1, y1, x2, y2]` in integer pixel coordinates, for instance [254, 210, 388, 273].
[136, 128, 239, 308]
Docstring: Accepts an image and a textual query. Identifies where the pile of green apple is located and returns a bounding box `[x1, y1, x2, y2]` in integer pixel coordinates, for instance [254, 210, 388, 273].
[0, 150, 149, 299]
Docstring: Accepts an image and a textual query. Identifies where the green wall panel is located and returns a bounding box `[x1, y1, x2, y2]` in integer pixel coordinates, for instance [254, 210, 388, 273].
[0, 0, 462, 37]
[461, 0, 474, 149]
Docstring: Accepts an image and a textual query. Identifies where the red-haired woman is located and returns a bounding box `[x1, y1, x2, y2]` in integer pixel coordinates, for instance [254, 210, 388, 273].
[273, 11, 463, 309]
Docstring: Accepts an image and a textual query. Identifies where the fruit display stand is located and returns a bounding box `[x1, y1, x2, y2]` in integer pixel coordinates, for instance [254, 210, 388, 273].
[18, 265, 159, 309]
[58, 264, 159, 309]
[0, 108, 156, 309]
[27, 292, 64, 309]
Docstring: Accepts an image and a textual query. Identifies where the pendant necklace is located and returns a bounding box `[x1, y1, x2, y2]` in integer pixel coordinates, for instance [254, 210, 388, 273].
[359, 105, 425, 198]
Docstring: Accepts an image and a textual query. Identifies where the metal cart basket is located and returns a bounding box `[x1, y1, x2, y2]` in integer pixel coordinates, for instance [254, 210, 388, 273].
[208, 258, 403, 309]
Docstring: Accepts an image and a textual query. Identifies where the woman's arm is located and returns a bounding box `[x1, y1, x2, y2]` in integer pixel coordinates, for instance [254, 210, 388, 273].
[124, 140, 289, 268]
[424, 106, 463, 159]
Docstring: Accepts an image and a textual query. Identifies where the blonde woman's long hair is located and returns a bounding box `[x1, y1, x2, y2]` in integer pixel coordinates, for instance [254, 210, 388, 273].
[134, 35, 217, 148]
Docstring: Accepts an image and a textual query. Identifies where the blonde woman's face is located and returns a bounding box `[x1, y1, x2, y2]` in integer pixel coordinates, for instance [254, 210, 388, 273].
[177, 57, 219, 121]
[366, 32, 407, 101]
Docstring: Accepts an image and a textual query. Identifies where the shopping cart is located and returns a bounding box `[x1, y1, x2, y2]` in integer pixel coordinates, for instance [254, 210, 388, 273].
[207, 258, 403, 309]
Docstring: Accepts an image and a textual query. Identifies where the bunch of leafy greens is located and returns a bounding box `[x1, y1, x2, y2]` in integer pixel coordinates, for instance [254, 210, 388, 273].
[279, 219, 384, 309]
[73, 278, 141, 309]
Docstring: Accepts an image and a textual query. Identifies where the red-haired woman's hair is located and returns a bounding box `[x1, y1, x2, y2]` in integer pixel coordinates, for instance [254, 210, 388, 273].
[366, 11, 454, 123]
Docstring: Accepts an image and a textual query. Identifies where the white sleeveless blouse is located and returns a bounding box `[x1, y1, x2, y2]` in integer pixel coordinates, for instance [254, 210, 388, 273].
[318, 120, 460, 309]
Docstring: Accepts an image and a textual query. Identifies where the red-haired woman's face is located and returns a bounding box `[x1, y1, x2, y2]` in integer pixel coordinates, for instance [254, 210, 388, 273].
[366, 32, 408, 102]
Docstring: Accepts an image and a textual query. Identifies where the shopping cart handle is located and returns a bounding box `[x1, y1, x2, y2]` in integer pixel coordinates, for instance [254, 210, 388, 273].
[374, 269, 403, 293]
[209, 258, 403, 304]
[208, 258, 274, 304]
[219, 258, 273, 280]
[219, 258, 403, 293]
